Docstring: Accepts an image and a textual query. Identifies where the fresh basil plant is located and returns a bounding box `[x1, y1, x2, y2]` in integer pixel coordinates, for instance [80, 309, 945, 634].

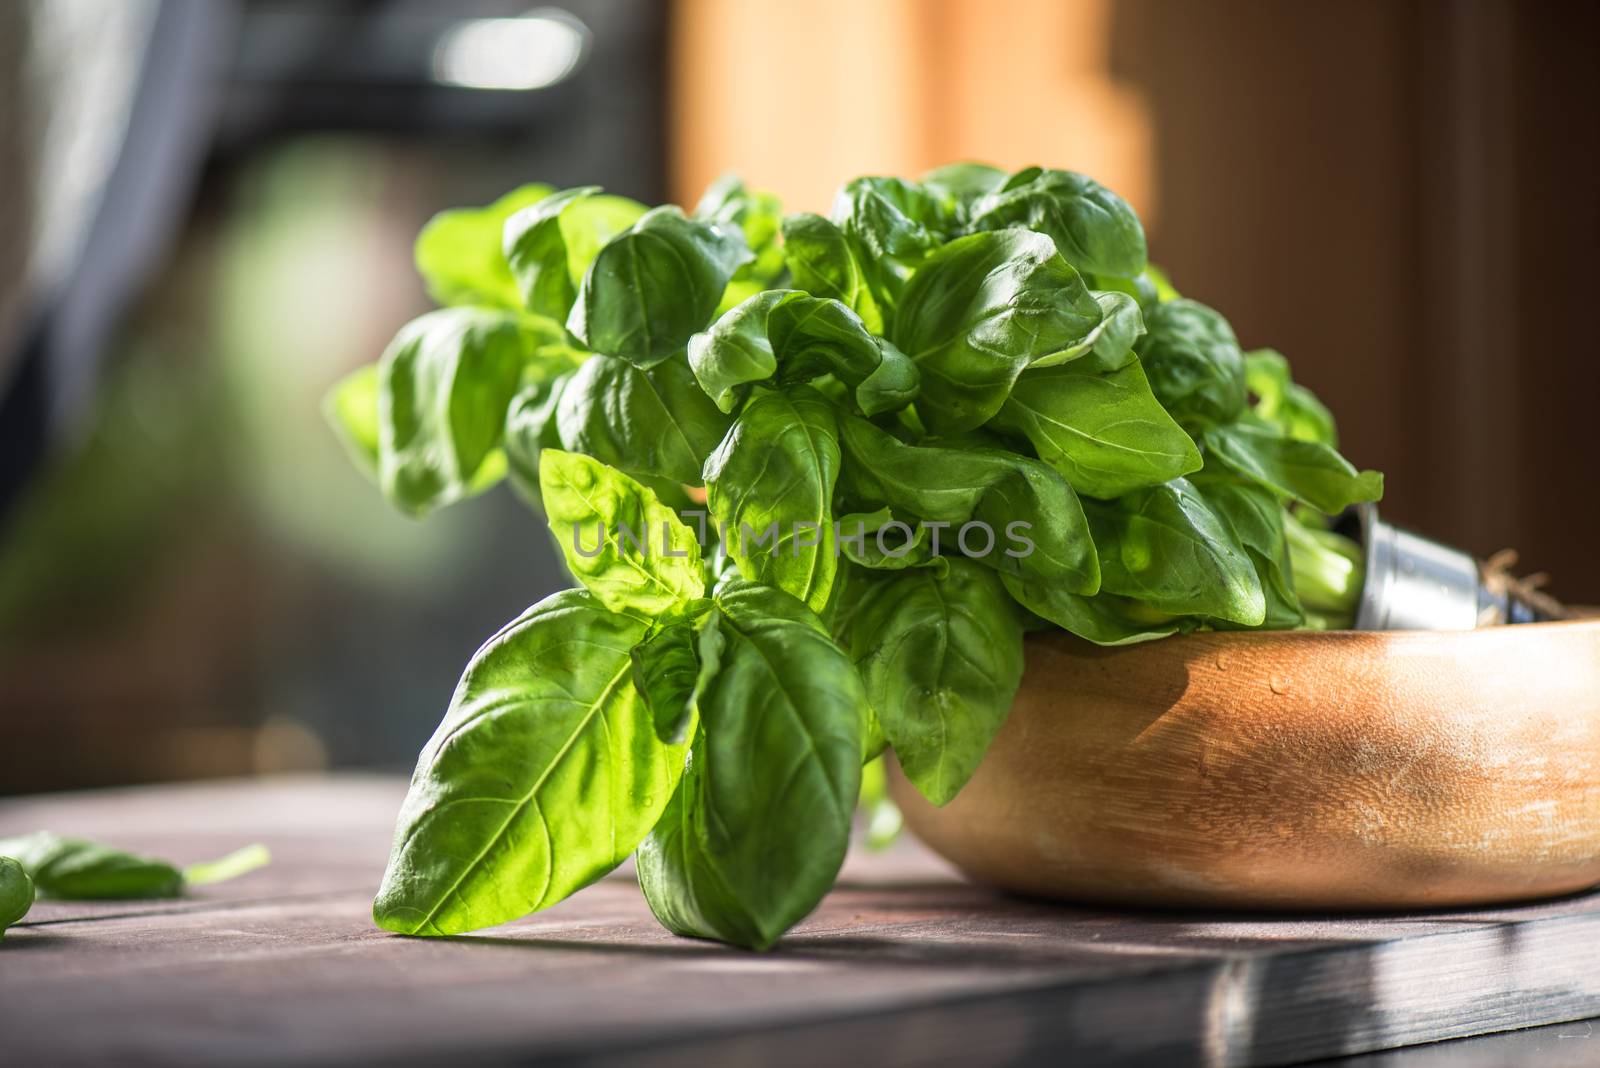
[328, 165, 1381, 949]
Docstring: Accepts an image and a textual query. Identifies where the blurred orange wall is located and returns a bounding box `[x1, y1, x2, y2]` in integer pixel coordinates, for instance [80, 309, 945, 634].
[670, 0, 1154, 220]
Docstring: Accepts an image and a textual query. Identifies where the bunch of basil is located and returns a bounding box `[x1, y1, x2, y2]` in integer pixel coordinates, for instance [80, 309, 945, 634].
[326, 164, 1381, 949]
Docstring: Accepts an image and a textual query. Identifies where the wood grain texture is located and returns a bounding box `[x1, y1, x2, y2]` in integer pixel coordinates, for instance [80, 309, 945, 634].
[894, 619, 1600, 910]
[3, 777, 1600, 1066]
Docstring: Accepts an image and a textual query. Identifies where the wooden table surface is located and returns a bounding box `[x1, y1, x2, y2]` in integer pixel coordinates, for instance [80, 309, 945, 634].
[2, 775, 1598, 1067]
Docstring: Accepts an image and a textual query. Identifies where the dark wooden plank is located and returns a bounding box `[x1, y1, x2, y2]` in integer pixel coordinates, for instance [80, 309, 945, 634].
[2, 776, 1599, 1067]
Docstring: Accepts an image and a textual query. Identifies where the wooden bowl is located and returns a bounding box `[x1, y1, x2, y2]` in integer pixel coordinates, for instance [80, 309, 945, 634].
[891, 620, 1600, 910]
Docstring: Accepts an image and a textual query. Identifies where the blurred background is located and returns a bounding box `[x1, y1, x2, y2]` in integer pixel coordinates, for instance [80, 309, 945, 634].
[1, 0, 1595, 794]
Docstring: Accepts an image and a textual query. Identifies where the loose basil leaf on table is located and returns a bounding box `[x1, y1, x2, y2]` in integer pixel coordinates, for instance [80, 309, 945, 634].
[1082, 477, 1265, 626]
[688, 289, 918, 416]
[990, 345, 1203, 500]
[1134, 298, 1249, 433]
[568, 206, 752, 369]
[539, 450, 705, 616]
[0, 833, 269, 900]
[703, 389, 841, 613]
[374, 590, 683, 936]
[636, 581, 863, 950]
[554, 353, 732, 487]
[375, 307, 562, 516]
[890, 229, 1104, 433]
[415, 183, 554, 309]
[1, 857, 35, 936]
[781, 212, 885, 334]
[851, 559, 1025, 806]
[967, 167, 1148, 280]
[838, 415, 1100, 594]
[1202, 421, 1383, 515]
[503, 185, 647, 322]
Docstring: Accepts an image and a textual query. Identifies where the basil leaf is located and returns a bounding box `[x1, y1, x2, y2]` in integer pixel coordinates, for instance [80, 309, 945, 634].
[322, 362, 381, 481]
[415, 183, 554, 309]
[539, 450, 705, 616]
[688, 290, 918, 416]
[830, 176, 956, 304]
[636, 581, 863, 950]
[1002, 576, 1181, 646]
[1244, 348, 1339, 446]
[374, 590, 683, 936]
[568, 206, 752, 368]
[919, 161, 1009, 216]
[1190, 471, 1304, 629]
[852, 560, 1024, 805]
[703, 390, 840, 612]
[780, 212, 885, 334]
[631, 621, 704, 746]
[504, 186, 646, 323]
[1134, 299, 1248, 433]
[694, 174, 786, 303]
[1203, 422, 1383, 514]
[504, 372, 572, 503]
[0, 832, 182, 899]
[839, 415, 1099, 594]
[0, 857, 32, 935]
[377, 307, 558, 516]
[1082, 477, 1265, 625]
[834, 508, 946, 573]
[969, 167, 1147, 279]
[555, 353, 732, 486]
[891, 230, 1103, 433]
[991, 348, 1202, 499]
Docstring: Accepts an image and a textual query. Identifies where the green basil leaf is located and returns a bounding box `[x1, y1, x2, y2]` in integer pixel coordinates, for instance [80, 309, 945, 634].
[631, 621, 703, 746]
[839, 415, 1099, 594]
[504, 372, 572, 503]
[1203, 422, 1383, 514]
[0, 832, 180, 899]
[1244, 348, 1339, 446]
[322, 362, 381, 481]
[568, 206, 752, 368]
[554, 353, 732, 486]
[539, 450, 705, 615]
[991, 347, 1202, 499]
[852, 559, 1023, 805]
[636, 581, 863, 950]
[1001, 576, 1181, 646]
[688, 290, 918, 416]
[1189, 471, 1304, 629]
[694, 174, 786, 297]
[1029, 290, 1146, 370]
[834, 508, 946, 573]
[0, 857, 32, 935]
[415, 183, 553, 309]
[830, 176, 956, 305]
[919, 161, 1009, 216]
[780, 212, 884, 334]
[1134, 299, 1248, 433]
[1082, 477, 1265, 625]
[504, 186, 647, 323]
[374, 590, 683, 935]
[968, 167, 1147, 279]
[377, 307, 556, 516]
[891, 230, 1103, 433]
[703, 390, 840, 612]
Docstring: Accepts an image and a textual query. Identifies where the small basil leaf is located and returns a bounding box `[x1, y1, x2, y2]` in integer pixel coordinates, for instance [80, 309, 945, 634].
[631, 622, 703, 746]
[568, 206, 752, 368]
[374, 590, 683, 936]
[1029, 290, 1146, 370]
[555, 353, 732, 486]
[780, 212, 885, 333]
[919, 161, 1009, 216]
[1, 857, 35, 935]
[415, 183, 553, 309]
[1244, 348, 1339, 446]
[839, 415, 1099, 594]
[891, 230, 1103, 433]
[322, 362, 381, 481]
[834, 509, 946, 573]
[0, 833, 181, 899]
[1203, 422, 1383, 515]
[852, 560, 1024, 806]
[504, 372, 572, 503]
[1001, 576, 1181, 646]
[504, 186, 647, 323]
[703, 390, 840, 613]
[968, 167, 1147, 279]
[1189, 472, 1304, 629]
[992, 348, 1201, 499]
[636, 581, 863, 950]
[1082, 477, 1265, 625]
[377, 308, 559, 516]
[1134, 299, 1248, 433]
[688, 290, 918, 416]
[830, 176, 956, 305]
[539, 450, 705, 615]
[694, 174, 786, 300]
